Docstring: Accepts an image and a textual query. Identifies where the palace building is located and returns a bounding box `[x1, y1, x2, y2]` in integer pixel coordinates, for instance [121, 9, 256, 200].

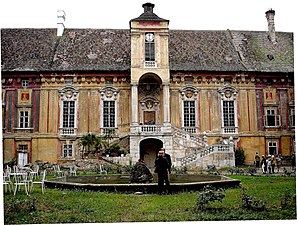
[1, 3, 294, 169]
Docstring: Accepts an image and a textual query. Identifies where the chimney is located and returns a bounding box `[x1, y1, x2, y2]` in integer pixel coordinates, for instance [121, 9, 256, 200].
[143, 2, 155, 13]
[265, 9, 276, 44]
[57, 10, 66, 36]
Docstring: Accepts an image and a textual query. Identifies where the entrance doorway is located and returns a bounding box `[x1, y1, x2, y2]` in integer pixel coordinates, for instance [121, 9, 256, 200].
[140, 138, 163, 168]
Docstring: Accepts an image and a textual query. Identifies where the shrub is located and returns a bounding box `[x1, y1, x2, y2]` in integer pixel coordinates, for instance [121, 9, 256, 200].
[246, 166, 257, 176]
[280, 188, 296, 209]
[228, 166, 244, 175]
[196, 185, 226, 210]
[241, 187, 266, 211]
[235, 147, 245, 166]
[5, 196, 37, 214]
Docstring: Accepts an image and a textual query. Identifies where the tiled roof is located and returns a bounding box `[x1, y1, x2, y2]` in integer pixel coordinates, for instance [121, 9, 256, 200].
[51, 29, 131, 71]
[1, 28, 294, 73]
[1, 29, 58, 71]
[169, 30, 245, 72]
[230, 31, 294, 73]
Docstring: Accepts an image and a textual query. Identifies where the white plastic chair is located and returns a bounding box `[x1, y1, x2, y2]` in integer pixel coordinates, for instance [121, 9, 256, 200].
[3, 171, 13, 193]
[13, 165, 20, 173]
[69, 165, 77, 176]
[13, 172, 29, 195]
[30, 170, 46, 193]
[30, 165, 39, 179]
[53, 165, 64, 177]
[99, 164, 107, 174]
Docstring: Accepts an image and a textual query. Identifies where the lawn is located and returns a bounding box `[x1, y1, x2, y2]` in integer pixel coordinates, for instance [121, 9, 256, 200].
[3, 175, 296, 223]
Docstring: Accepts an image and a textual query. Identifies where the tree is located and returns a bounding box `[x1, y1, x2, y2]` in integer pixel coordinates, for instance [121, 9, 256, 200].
[235, 147, 245, 166]
[79, 133, 97, 158]
[94, 136, 107, 154]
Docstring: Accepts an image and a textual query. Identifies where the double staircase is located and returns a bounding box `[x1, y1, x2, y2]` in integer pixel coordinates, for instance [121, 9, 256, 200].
[172, 127, 235, 168]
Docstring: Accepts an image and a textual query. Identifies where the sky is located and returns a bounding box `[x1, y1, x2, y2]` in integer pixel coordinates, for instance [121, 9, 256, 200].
[0, 0, 295, 32]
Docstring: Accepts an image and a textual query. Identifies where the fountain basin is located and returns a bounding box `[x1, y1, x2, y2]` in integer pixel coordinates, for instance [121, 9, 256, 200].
[45, 174, 240, 194]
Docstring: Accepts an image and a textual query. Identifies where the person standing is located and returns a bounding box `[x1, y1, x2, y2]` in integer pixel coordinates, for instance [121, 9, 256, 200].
[254, 152, 260, 168]
[271, 155, 276, 174]
[161, 147, 172, 173]
[261, 155, 267, 174]
[267, 155, 272, 174]
[154, 150, 171, 194]
[276, 154, 282, 172]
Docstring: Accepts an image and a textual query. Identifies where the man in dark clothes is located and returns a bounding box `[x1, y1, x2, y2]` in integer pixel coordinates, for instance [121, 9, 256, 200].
[161, 147, 172, 173]
[155, 150, 171, 194]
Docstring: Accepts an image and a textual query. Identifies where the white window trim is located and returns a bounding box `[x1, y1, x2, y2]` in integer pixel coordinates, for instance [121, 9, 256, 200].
[264, 108, 281, 128]
[268, 141, 278, 155]
[22, 80, 29, 87]
[99, 87, 119, 132]
[180, 86, 199, 133]
[218, 86, 238, 134]
[18, 109, 30, 128]
[59, 86, 79, 135]
[289, 108, 295, 128]
[62, 144, 74, 158]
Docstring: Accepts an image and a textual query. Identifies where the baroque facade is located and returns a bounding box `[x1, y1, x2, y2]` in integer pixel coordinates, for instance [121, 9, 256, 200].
[1, 3, 294, 169]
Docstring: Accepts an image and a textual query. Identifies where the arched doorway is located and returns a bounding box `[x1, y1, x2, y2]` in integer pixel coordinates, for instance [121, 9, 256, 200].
[138, 74, 162, 125]
[140, 138, 163, 168]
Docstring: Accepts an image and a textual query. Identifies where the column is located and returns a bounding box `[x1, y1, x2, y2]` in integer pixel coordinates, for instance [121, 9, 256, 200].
[163, 83, 171, 126]
[131, 84, 138, 126]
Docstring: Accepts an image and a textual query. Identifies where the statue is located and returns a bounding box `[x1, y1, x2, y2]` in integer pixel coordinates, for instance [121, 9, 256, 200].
[130, 159, 153, 183]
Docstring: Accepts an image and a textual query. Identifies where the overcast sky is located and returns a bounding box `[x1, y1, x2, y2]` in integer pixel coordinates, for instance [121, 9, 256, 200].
[0, 0, 295, 32]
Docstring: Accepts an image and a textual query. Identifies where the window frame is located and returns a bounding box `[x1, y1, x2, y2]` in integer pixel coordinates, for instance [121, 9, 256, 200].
[289, 108, 295, 128]
[218, 86, 238, 134]
[180, 87, 199, 133]
[264, 108, 280, 128]
[19, 109, 30, 128]
[144, 32, 155, 62]
[62, 144, 74, 158]
[103, 100, 116, 128]
[58, 86, 79, 135]
[22, 80, 29, 87]
[99, 87, 119, 134]
[268, 141, 278, 155]
[62, 101, 75, 128]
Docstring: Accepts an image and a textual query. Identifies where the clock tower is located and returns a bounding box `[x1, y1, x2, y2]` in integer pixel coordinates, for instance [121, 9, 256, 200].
[129, 3, 171, 164]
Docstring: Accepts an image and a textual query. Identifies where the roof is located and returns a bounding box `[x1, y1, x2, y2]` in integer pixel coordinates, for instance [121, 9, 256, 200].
[230, 30, 294, 73]
[168, 30, 245, 72]
[130, 3, 169, 23]
[1, 28, 294, 73]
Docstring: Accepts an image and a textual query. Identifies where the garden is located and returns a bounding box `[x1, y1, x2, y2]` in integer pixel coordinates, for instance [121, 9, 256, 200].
[3, 167, 296, 223]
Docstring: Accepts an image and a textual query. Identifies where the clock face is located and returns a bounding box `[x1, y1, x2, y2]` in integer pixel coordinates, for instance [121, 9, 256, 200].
[145, 33, 154, 42]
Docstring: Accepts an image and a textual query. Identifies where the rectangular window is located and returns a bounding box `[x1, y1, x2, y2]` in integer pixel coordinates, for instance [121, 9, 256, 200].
[19, 110, 29, 128]
[145, 33, 155, 62]
[63, 144, 73, 158]
[103, 101, 115, 127]
[183, 101, 196, 127]
[268, 142, 278, 155]
[290, 108, 295, 128]
[223, 101, 235, 127]
[265, 109, 280, 127]
[22, 80, 29, 87]
[63, 101, 75, 128]
[18, 144, 28, 151]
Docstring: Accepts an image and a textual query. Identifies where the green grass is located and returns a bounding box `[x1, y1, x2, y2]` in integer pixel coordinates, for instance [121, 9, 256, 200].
[3, 175, 296, 223]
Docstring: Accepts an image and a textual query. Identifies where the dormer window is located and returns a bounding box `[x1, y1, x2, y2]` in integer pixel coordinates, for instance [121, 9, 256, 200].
[144, 32, 156, 67]
[22, 80, 29, 87]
